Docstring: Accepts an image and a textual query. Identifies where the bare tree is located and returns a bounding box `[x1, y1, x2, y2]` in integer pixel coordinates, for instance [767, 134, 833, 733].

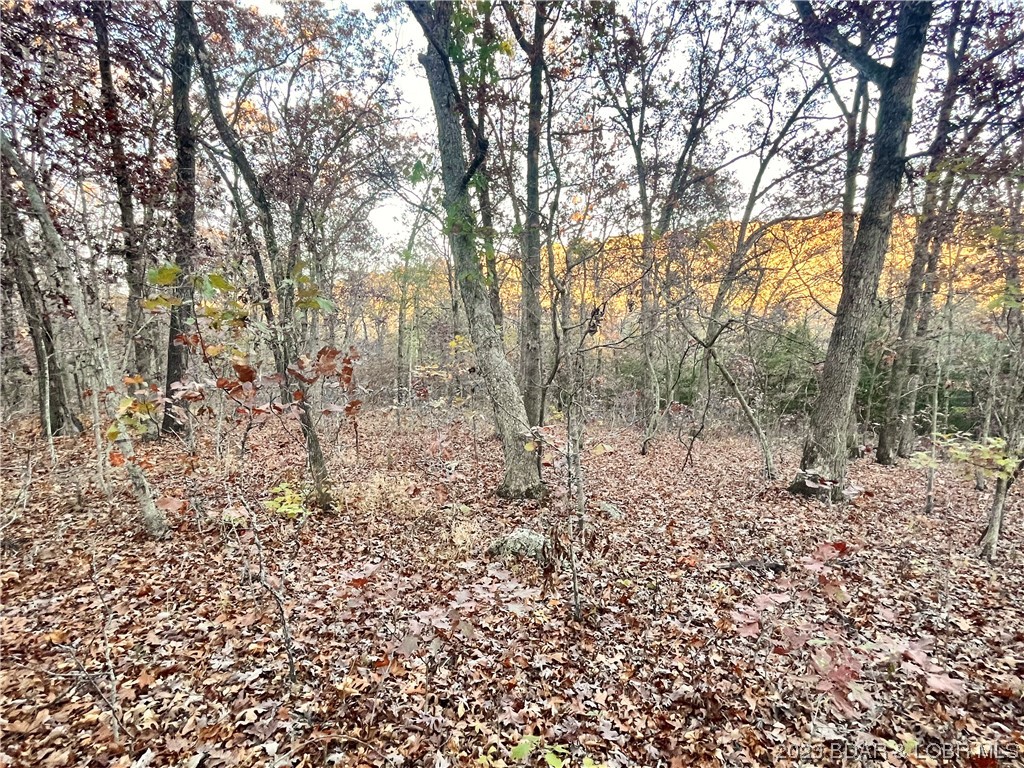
[90, 0, 153, 380]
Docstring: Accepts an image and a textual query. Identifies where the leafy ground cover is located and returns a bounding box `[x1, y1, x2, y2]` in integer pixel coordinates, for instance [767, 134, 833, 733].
[1, 414, 1021, 767]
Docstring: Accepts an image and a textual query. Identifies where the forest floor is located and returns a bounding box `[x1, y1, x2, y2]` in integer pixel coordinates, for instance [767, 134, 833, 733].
[1, 410, 1022, 768]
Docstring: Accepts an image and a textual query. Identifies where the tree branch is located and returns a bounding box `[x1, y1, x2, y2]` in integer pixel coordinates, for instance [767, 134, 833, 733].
[794, 1, 889, 85]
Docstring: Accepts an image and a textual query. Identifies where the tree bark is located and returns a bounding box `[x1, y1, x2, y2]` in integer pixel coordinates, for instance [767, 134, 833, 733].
[0, 133, 110, 383]
[397, 210, 426, 405]
[91, 0, 153, 380]
[477, 165, 504, 334]
[410, 0, 543, 498]
[3, 137, 162, 534]
[1, 169, 81, 435]
[162, 0, 197, 434]
[792, 1, 933, 497]
[505, 1, 547, 428]
[0, 247, 23, 403]
[980, 461, 1021, 562]
[878, 2, 976, 465]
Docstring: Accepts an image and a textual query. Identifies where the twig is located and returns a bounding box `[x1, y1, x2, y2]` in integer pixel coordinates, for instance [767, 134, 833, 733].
[239, 496, 298, 683]
[55, 644, 132, 741]
[88, 556, 123, 743]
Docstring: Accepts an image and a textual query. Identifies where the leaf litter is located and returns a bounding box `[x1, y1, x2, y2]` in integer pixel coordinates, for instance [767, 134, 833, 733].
[1, 414, 1021, 767]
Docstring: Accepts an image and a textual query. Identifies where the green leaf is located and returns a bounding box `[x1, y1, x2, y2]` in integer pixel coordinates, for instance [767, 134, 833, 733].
[209, 273, 235, 292]
[410, 158, 428, 184]
[141, 295, 182, 310]
[510, 735, 540, 761]
[544, 751, 564, 768]
[148, 263, 182, 286]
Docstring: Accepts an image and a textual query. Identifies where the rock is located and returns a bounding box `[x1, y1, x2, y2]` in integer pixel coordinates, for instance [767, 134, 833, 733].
[597, 500, 624, 520]
[486, 527, 550, 564]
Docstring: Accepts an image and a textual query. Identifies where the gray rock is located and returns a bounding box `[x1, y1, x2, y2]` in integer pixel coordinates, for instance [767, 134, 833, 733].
[597, 500, 624, 520]
[486, 527, 550, 564]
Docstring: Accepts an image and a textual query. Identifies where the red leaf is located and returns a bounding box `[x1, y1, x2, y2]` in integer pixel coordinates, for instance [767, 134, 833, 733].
[286, 362, 318, 385]
[233, 362, 257, 383]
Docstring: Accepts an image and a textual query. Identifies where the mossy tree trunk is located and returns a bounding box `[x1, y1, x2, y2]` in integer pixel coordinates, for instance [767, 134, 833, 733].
[409, 1, 543, 498]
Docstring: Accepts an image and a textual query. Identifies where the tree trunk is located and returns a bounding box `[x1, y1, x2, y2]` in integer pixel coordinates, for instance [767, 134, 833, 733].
[116, 436, 168, 537]
[877, 216, 939, 464]
[878, 4, 975, 465]
[975, 391, 993, 491]
[0, 133, 110, 384]
[516, 1, 546, 428]
[411, 1, 543, 498]
[162, 0, 197, 434]
[1, 169, 81, 435]
[91, 0, 153, 380]
[638, 232, 660, 455]
[980, 470, 1017, 563]
[3, 137, 161, 535]
[396, 211, 425, 405]
[187, 4, 331, 506]
[0, 249, 23, 403]
[793, 1, 933, 497]
[477, 165, 504, 334]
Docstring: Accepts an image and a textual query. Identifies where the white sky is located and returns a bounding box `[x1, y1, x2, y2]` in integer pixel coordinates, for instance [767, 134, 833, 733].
[246, 0, 432, 247]
[242, 1, 890, 262]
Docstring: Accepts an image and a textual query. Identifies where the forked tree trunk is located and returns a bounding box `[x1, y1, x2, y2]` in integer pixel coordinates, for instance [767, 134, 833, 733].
[878, 5, 976, 464]
[1, 169, 81, 435]
[792, 1, 933, 498]
[187, 3, 331, 506]
[411, 1, 543, 498]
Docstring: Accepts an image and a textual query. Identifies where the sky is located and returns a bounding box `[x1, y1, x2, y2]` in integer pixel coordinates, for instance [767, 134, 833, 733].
[241, 0, 883, 264]
[245, 1, 433, 247]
